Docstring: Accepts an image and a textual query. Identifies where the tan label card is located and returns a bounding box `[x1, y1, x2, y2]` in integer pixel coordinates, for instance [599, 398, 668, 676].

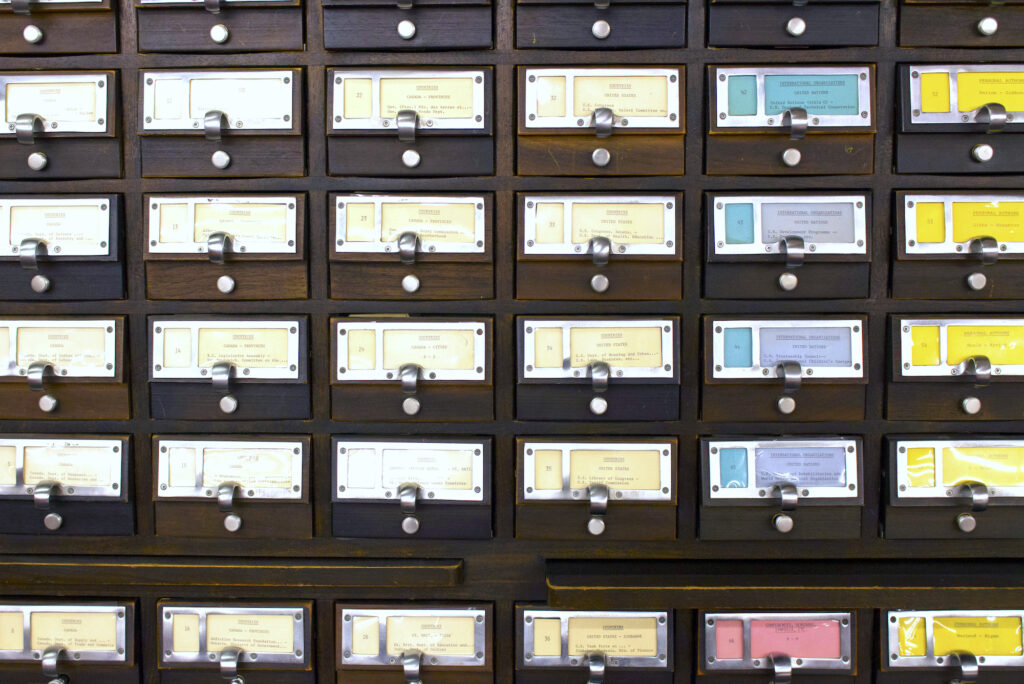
[197, 328, 289, 369]
[569, 327, 662, 368]
[351, 616, 380, 656]
[572, 204, 664, 245]
[23, 447, 115, 487]
[0, 446, 16, 487]
[206, 614, 294, 654]
[382, 329, 475, 370]
[5, 82, 97, 123]
[0, 612, 22, 651]
[532, 618, 562, 657]
[172, 614, 200, 653]
[9, 205, 106, 248]
[385, 616, 475, 656]
[573, 76, 668, 118]
[188, 78, 289, 120]
[343, 79, 373, 119]
[0, 326, 9, 368]
[30, 612, 117, 651]
[201, 448, 294, 489]
[157, 203, 288, 244]
[379, 78, 475, 119]
[381, 203, 475, 243]
[569, 449, 661, 490]
[380, 449, 474, 490]
[16, 327, 107, 370]
[567, 617, 657, 657]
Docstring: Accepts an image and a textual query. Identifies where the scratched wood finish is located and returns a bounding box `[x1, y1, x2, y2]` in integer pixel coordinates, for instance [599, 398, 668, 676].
[516, 4, 686, 49]
[324, 6, 493, 49]
[707, 3, 879, 46]
[137, 7, 305, 52]
[0, 11, 118, 54]
[899, 4, 1024, 46]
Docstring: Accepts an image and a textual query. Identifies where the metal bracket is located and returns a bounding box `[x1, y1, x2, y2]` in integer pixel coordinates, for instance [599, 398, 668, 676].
[398, 231, 419, 265]
[204, 0, 222, 13]
[27, 361, 55, 392]
[948, 652, 979, 684]
[769, 653, 793, 684]
[33, 480, 60, 510]
[957, 356, 992, 386]
[782, 107, 808, 140]
[779, 236, 806, 269]
[969, 236, 999, 265]
[41, 645, 66, 679]
[219, 646, 243, 679]
[397, 0, 413, 8]
[959, 482, 990, 512]
[402, 650, 423, 684]
[588, 484, 609, 517]
[588, 236, 611, 266]
[400, 363, 423, 394]
[586, 652, 607, 684]
[19, 238, 47, 270]
[396, 110, 418, 143]
[399, 482, 419, 515]
[211, 361, 236, 392]
[976, 103, 1008, 134]
[588, 361, 610, 393]
[776, 360, 803, 393]
[774, 482, 799, 511]
[593, 107, 614, 139]
[12, 0, 31, 14]
[593, 0, 610, 8]
[15, 113, 44, 145]
[218, 482, 240, 513]
[208, 232, 233, 265]
[204, 110, 229, 141]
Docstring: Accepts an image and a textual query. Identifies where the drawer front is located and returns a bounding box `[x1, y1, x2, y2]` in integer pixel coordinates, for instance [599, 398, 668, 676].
[900, 4, 1024, 47]
[0, 11, 116, 53]
[516, 4, 685, 49]
[328, 135, 493, 176]
[518, 134, 684, 176]
[137, 7, 304, 52]
[140, 136, 305, 177]
[325, 6, 492, 49]
[709, 3, 878, 47]
[706, 135, 874, 175]
[897, 132, 1024, 174]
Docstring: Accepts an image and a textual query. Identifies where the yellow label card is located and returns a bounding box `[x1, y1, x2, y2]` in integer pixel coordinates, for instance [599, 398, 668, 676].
[201, 448, 294, 489]
[379, 78, 475, 119]
[5, 82, 97, 123]
[172, 614, 200, 653]
[30, 612, 117, 651]
[910, 326, 940, 366]
[957, 72, 1024, 113]
[0, 327, 9, 368]
[569, 450, 660, 490]
[571, 203, 664, 245]
[193, 204, 288, 243]
[942, 446, 1024, 487]
[0, 446, 15, 487]
[385, 616, 475, 656]
[16, 327, 107, 370]
[898, 617, 926, 657]
[9, 205, 106, 248]
[914, 203, 946, 243]
[934, 616, 1023, 656]
[905, 447, 936, 488]
[920, 73, 950, 114]
[952, 202, 1024, 243]
[380, 449, 474, 490]
[532, 618, 561, 657]
[567, 617, 657, 657]
[0, 612, 22, 651]
[206, 614, 294, 654]
[197, 328, 289, 368]
[23, 447, 114, 487]
[381, 329, 475, 370]
[534, 204, 564, 244]
[569, 327, 662, 368]
[533, 449, 563, 490]
[947, 325, 1024, 365]
[573, 76, 668, 118]
[381, 203, 475, 243]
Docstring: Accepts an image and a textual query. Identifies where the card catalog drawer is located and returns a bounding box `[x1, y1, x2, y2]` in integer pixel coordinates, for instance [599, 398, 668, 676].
[332, 437, 491, 539]
[894, 192, 1024, 299]
[888, 316, 1024, 420]
[327, 68, 493, 177]
[0, 195, 122, 300]
[145, 194, 307, 300]
[708, 3, 877, 47]
[703, 317, 867, 422]
[154, 435, 310, 539]
[517, 317, 680, 421]
[700, 437, 863, 541]
[881, 609, 1024, 684]
[139, 69, 304, 178]
[706, 192, 870, 299]
[331, 317, 492, 422]
[330, 194, 492, 300]
[336, 604, 492, 684]
[0, 0, 116, 54]
[897, 64, 1024, 174]
[516, 1, 685, 49]
[0, 601, 136, 684]
[0, 317, 128, 419]
[136, 0, 303, 52]
[517, 193, 682, 300]
[516, 438, 676, 540]
[0, 435, 131, 536]
[0, 71, 119, 179]
[159, 602, 313, 684]
[901, 4, 1024, 47]
[149, 317, 309, 420]
[707, 65, 875, 175]
[324, 0, 491, 50]
[515, 606, 674, 683]
[886, 436, 1024, 540]
[518, 67, 685, 176]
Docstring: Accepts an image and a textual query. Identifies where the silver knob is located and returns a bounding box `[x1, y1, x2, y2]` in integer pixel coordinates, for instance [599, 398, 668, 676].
[223, 514, 242, 532]
[397, 19, 416, 39]
[778, 272, 798, 291]
[592, 148, 611, 167]
[772, 512, 795, 533]
[38, 394, 58, 413]
[966, 272, 987, 291]
[957, 512, 977, 533]
[402, 274, 421, 293]
[590, 274, 610, 293]
[592, 19, 611, 39]
[977, 16, 998, 36]
[43, 512, 63, 531]
[22, 24, 43, 44]
[777, 396, 796, 414]
[30, 274, 51, 293]
[785, 17, 806, 36]
[27, 152, 47, 171]
[972, 143, 994, 163]
[587, 517, 606, 536]
[210, 23, 230, 43]
[216, 275, 236, 293]
[402, 149, 421, 168]
[403, 396, 421, 416]
[401, 516, 420, 534]
[219, 395, 239, 414]
[961, 396, 982, 415]
[211, 150, 231, 169]
[781, 148, 802, 167]
[589, 396, 608, 415]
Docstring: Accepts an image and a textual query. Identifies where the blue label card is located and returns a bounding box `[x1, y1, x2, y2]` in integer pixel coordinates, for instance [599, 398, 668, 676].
[719, 448, 749, 488]
[725, 204, 755, 244]
[723, 328, 753, 368]
[754, 447, 847, 488]
[758, 326, 852, 368]
[764, 74, 859, 116]
[727, 75, 757, 116]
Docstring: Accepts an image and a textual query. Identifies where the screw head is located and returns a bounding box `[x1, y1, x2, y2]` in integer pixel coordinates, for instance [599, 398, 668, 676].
[22, 24, 43, 44]
[210, 23, 230, 43]
[785, 16, 806, 36]
[397, 19, 416, 39]
[977, 16, 998, 35]
[402, 274, 421, 293]
[591, 147, 611, 167]
[777, 272, 798, 291]
[30, 274, 51, 293]
[217, 275, 236, 294]
[591, 19, 611, 39]
[590, 273, 610, 293]
[219, 395, 239, 414]
[223, 514, 242, 532]
[402, 149, 421, 168]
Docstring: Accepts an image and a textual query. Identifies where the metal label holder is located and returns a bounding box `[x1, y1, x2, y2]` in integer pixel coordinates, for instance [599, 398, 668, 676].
[147, 197, 298, 255]
[703, 612, 854, 674]
[150, 319, 301, 381]
[334, 195, 486, 255]
[521, 195, 676, 257]
[339, 608, 487, 669]
[521, 610, 670, 670]
[711, 319, 865, 381]
[160, 605, 308, 669]
[155, 439, 303, 500]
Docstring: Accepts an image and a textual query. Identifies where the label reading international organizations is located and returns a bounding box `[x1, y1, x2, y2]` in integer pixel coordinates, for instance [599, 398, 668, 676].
[761, 203, 856, 244]
[758, 327, 852, 368]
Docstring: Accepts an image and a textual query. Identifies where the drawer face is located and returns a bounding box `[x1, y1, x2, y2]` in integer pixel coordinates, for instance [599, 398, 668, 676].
[516, 3, 685, 49]
[900, 4, 1024, 47]
[708, 3, 878, 47]
[0, 6, 116, 54]
[137, 3, 303, 52]
[882, 610, 1024, 677]
[324, 5, 492, 50]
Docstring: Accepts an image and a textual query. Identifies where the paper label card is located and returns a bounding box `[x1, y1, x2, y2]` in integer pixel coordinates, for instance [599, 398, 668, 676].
[161, 606, 307, 667]
[334, 440, 485, 502]
[331, 70, 486, 132]
[521, 319, 676, 381]
[705, 612, 852, 672]
[888, 611, 1024, 669]
[148, 197, 298, 255]
[903, 195, 1024, 255]
[1, 73, 109, 134]
[712, 319, 864, 380]
[335, 320, 487, 383]
[151, 320, 301, 381]
[909, 65, 1024, 127]
[3, 198, 111, 257]
[156, 439, 302, 500]
[340, 608, 487, 668]
[0, 319, 117, 379]
[895, 439, 1024, 500]
[522, 441, 673, 501]
[900, 318, 1024, 377]
[334, 195, 486, 255]
[142, 70, 296, 132]
[522, 610, 669, 669]
[707, 439, 859, 501]
[523, 195, 676, 256]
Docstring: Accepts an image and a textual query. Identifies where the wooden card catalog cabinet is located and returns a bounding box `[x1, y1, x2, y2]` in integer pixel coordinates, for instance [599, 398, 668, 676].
[516, 438, 676, 540]
[882, 610, 1024, 684]
[886, 437, 1024, 539]
[330, 194, 492, 300]
[516, 608, 673, 684]
[889, 316, 1024, 420]
[327, 68, 493, 176]
[0, 72, 118, 179]
[154, 436, 310, 538]
[160, 603, 312, 684]
[901, 0, 1024, 47]
[0, 195, 122, 300]
[898, 65, 1024, 174]
[0, 436, 131, 535]
[135, 0, 303, 52]
[139, 69, 304, 177]
[0, 318, 128, 419]
[700, 612, 855, 683]
[518, 67, 684, 176]
[332, 437, 491, 539]
[336, 604, 492, 684]
[516, 0, 685, 49]
[517, 318, 679, 420]
[704, 317, 867, 421]
[0, 0, 116, 54]
[894, 192, 1024, 299]
[517, 194, 682, 300]
[145, 194, 307, 300]
[708, 0, 878, 47]
[332, 318, 492, 421]
[707, 65, 875, 175]
[700, 437, 863, 540]
[0, 602, 135, 684]
[149, 317, 309, 420]
[323, 0, 491, 50]
[706, 192, 869, 299]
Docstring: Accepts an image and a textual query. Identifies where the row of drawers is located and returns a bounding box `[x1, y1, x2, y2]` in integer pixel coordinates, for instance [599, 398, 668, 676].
[4, 0, 1024, 53]
[5, 64, 1024, 178]
[0, 433, 1017, 541]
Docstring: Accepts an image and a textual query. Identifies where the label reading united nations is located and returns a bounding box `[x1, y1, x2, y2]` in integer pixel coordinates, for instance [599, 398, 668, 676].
[758, 327, 852, 368]
[761, 203, 855, 244]
[754, 447, 847, 488]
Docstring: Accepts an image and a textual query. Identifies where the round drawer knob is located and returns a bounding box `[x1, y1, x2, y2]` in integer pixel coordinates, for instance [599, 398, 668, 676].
[212, 150, 231, 169]
[403, 396, 421, 416]
[977, 16, 998, 36]
[961, 396, 982, 415]
[30, 274, 51, 293]
[592, 147, 611, 167]
[966, 272, 987, 291]
[785, 17, 806, 37]
[590, 273, 610, 293]
[972, 143, 994, 163]
[772, 512, 794, 534]
[210, 23, 230, 44]
[217, 275, 236, 294]
[402, 149, 421, 168]
[589, 396, 608, 415]
[778, 272, 798, 291]
[22, 24, 43, 44]
[402, 274, 421, 293]
[777, 396, 796, 414]
[43, 513, 63, 531]
[397, 19, 416, 40]
[781, 147, 802, 167]
[592, 19, 611, 39]
[38, 394, 58, 413]
[587, 517, 606, 536]
[957, 512, 977, 533]
[219, 395, 239, 414]
[402, 516, 420, 534]
[223, 514, 242, 532]
[27, 152, 47, 171]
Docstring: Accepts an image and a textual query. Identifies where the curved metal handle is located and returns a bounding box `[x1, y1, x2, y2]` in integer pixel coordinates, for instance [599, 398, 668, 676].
[402, 650, 423, 684]
[219, 646, 243, 679]
[16, 113, 44, 145]
[588, 483, 609, 517]
[204, 0, 222, 12]
[588, 236, 611, 266]
[948, 652, 979, 684]
[12, 0, 32, 14]
[588, 361, 610, 393]
[34, 481, 60, 510]
[976, 103, 1007, 134]
[27, 361, 55, 392]
[782, 107, 808, 141]
[586, 652, 607, 684]
[769, 653, 793, 684]
[958, 356, 992, 386]
[399, 363, 423, 394]
[41, 645, 66, 678]
[19, 238, 47, 270]
[208, 232, 233, 265]
[398, 231, 419, 265]
[397, 110, 418, 143]
[204, 110, 229, 141]
[779, 236, 805, 269]
[773, 482, 799, 511]
[399, 482, 419, 515]
[959, 482, 990, 512]
[776, 361, 803, 393]
[211, 361, 236, 392]
[593, 107, 614, 138]
[218, 482, 241, 512]
[969, 236, 999, 265]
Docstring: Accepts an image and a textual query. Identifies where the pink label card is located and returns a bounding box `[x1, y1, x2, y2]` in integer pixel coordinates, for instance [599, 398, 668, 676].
[750, 620, 841, 659]
[714, 620, 744, 660]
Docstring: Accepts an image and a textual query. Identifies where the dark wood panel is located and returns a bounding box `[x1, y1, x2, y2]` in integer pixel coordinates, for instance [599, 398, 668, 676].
[517, 261, 683, 300]
[518, 135, 685, 176]
[150, 383, 311, 420]
[0, 139, 121, 179]
[705, 263, 870, 299]
[891, 261, 1024, 299]
[699, 506, 862, 541]
[0, 261, 124, 300]
[146, 262, 309, 299]
[324, 6, 492, 49]
[140, 137, 306, 178]
[702, 386, 867, 422]
[137, 7, 305, 52]
[333, 502, 493, 539]
[900, 4, 1024, 46]
[331, 384, 494, 421]
[330, 262, 493, 300]
[327, 137, 494, 177]
[516, 4, 686, 49]
[0, 11, 117, 53]
[897, 133, 1024, 174]
[0, 384, 131, 419]
[517, 384, 680, 421]
[155, 502, 313, 538]
[516, 504, 676, 540]
[706, 135, 874, 175]
[708, 3, 878, 46]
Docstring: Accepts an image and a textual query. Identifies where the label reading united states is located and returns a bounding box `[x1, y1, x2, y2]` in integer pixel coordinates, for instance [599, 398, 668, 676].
[888, 610, 1024, 669]
[151, 319, 300, 380]
[334, 440, 484, 502]
[706, 438, 859, 501]
[0, 604, 127, 663]
[0, 438, 122, 499]
[148, 197, 297, 255]
[712, 195, 867, 257]
[156, 439, 303, 500]
[711, 319, 865, 380]
[903, 194, 1024, 256]
[521, 319, 675, 381]
[0, 319, 117, 379]
[335, 320, 487, 383]
[340, 607, 487, 667]
[161, 605, 307, 666]
[1, 73, 109, 135]
[523, 610, 669, 668]
[142, 70, 295, 132]
[335, 195, 485, 254]
[900, 318, 1024, 377]
[2, 198, 112, 258]
[909, 65, 1024, 128]
[522, 441, 672, 501]
[895, 438, 1024, 501]
[523, 195, 676, 256]
[704, 612, 853, 672]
